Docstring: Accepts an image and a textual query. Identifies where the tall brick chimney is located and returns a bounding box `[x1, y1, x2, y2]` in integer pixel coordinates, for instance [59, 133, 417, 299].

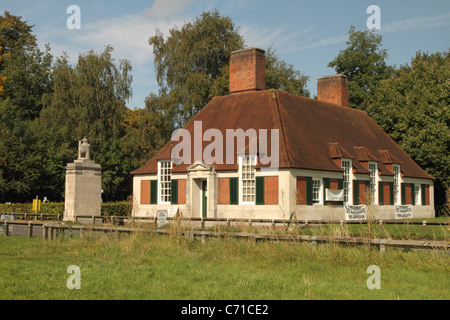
[229, 47, 266, 94]
[317, 74, 349, 107]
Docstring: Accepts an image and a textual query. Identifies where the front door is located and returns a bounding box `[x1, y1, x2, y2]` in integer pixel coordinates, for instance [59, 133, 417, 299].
[202, 180, 207, 218]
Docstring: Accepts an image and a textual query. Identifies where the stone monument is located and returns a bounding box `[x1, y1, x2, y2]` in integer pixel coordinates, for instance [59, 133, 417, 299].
[64, 137, 102, 222]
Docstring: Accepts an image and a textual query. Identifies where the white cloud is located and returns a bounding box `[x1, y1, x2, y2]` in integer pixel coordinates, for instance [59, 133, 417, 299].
[143, 0, 194, 19]
[381, 12, 450, 33]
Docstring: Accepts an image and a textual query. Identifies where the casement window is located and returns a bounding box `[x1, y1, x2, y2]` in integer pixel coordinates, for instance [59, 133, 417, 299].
[414, 184, 421, 205]
[341, 159, 352, 205]
[158, 160, 172, 204]
[239, 155, 256, 204]
[368, 162, 378, 203]
[393, 165, 401, 205]
[312, 178, 322, 204]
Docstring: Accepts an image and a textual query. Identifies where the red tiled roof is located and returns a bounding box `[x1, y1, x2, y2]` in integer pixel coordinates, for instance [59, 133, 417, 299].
[131, 89, 432, 180]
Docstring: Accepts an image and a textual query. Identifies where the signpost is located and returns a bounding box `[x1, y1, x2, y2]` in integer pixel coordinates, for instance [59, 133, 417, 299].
[157, 210, 168, 228]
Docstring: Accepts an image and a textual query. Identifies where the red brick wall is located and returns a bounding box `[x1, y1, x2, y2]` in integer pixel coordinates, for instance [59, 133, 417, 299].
[405, 183, 412, 205]
[359, 181, 367, 205]
[178, 179, 186, 205]
[218, 178, 230, 205]
[317, 75, 349, 107]
[140, 180, 151, 205]
[229, 48, 265, 93]
[296, 177, 306, 205]
[424, 185, 430, 205]
[329, 178, 338, 190]
[383, 182, 390, 205]
[264, 176, 278, 205]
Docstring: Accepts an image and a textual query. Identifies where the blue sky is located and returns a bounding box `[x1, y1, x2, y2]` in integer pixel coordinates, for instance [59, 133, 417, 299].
[2, 0, 450, 109]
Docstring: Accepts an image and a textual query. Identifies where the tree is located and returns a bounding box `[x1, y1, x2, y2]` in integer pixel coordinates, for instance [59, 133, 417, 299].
[149, 10, 245, 128]
[328, 26, 393, 109]
[41, 46, 132, 150]
[148, 10, 310, 140]
[366, 50, 450, 215]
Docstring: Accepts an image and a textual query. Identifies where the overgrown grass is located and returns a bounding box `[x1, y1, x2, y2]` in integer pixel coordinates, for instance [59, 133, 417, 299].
[0, 232, 448, 300]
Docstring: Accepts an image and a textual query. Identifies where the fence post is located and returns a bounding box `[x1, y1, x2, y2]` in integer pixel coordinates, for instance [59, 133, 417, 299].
[422, 221, 427, 233]
[43, 224, 48, 241]
[248, 219, 253, 229]
[379, 239, 387, 254]
[201, 218, 205, 229]
[226, 218, 231, 229]
[272, 219, 276, 231]
[28, 222, 33, 238]
[340, 220, 344, 229]
[311, 235, 317, 247]
[80, 225, 84, 238]
[4, 221, 9, 236]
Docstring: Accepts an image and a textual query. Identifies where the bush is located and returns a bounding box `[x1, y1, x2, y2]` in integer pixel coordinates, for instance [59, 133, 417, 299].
[0, 201, 132, 216]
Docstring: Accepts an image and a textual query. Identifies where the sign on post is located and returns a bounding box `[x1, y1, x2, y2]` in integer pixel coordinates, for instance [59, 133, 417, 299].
[157, 210, 168, 228]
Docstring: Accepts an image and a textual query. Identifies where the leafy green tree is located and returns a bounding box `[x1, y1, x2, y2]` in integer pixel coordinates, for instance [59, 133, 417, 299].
[328, 26, 393, 109]
[149, 10, 245, 128]
[366, 50, 450, 215]
[41, 46, 132, 150]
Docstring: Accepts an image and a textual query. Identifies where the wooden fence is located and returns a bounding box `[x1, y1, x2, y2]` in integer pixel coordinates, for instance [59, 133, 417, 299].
[1, 219, 448, 253]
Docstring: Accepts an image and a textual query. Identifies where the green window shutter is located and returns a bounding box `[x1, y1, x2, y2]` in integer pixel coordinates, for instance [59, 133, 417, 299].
[306, 177, 313, 206]
[378, 181, 384, 205]
[353, 180, 359, 205]
[421, 184, 426, 205]
[150, 180, 157, 204]
[389, 182, 394, 205]
[411, 183, 415, 205]
[256, 177, 265, 205]
[229, 178, 238, 205]
[401, 183, 406, 205]
[171, 179, 178, 205]
[337, 179, 343, 190]
[323, 178, 330, 205]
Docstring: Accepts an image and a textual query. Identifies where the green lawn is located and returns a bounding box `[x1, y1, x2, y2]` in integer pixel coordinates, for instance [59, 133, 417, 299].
[0, 233, 448, 300]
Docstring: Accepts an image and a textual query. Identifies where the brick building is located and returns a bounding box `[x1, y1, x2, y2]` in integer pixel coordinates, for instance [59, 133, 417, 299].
[131, 47, 434, 220]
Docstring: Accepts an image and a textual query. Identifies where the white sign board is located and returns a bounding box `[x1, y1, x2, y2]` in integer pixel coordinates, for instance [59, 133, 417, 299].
[395, 205, 412, 219]
[345, 205, 367, 220]
[326, 189, 344, 201]
[157, 210, 168, 228]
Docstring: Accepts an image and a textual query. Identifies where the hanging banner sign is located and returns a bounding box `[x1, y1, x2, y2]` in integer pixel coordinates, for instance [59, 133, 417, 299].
[395, 205, 412, 219]
[326, 189, 344, 201]
[344, 205, 367, 220]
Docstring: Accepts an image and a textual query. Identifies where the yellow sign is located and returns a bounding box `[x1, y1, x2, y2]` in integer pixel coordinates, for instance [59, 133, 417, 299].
[32, 198, 41, 212]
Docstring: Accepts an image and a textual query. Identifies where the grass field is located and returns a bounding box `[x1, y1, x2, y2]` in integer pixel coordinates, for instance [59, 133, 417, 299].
[0, 231, 448, 300]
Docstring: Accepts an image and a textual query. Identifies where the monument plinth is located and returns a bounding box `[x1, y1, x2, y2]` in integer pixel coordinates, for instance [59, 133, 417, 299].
[64, 138, 102, 222]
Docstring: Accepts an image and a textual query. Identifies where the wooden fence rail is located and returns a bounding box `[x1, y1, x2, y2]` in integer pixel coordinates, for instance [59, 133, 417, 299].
[1, 219, 448, 253]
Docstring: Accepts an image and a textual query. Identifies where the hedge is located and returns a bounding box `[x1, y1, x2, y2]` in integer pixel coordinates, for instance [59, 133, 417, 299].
[0, 201, 133, 217]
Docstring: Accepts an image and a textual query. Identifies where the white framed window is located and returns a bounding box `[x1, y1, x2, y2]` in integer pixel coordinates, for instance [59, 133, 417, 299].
[393, 164, 401, 205]
[369, 162, 378, 204]
[312, 178, 322, 204]
[415, 184, 421, 205]
[158, 160, 172, 204]
[342, 159, 352, 205]
[239, 155, 256, 204]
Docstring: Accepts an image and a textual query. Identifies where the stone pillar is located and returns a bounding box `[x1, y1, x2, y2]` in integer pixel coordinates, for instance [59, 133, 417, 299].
[64, 138, 102, 222]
